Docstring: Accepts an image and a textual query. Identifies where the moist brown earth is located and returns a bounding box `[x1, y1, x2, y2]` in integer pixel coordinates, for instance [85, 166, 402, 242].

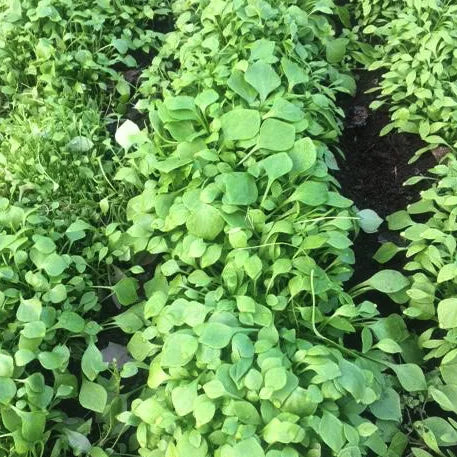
[337, 71, 436, 309]
[337, 71, 436, 218]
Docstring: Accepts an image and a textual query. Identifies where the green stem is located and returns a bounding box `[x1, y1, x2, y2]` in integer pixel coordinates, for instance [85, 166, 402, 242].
[310, 270, 392, 369]
[261, 180, 272, 206]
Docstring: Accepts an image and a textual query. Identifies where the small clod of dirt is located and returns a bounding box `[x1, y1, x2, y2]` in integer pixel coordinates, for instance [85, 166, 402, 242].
[123, 69, 142, 85]
[432, 146, 451, 161]
[346, 105, 369, 128]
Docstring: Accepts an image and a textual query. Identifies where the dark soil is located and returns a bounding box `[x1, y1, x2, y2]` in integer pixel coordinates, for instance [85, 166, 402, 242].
[337, 71, 437, 311]
[338, 71, 436, 218]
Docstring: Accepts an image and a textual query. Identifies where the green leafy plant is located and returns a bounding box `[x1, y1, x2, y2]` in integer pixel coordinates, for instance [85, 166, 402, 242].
[0, 0, 170, 107]
[1, 0, 450, 455]
[349, 0, 403, 27]
[354, 0, 457, 157]
[107, 1, 428, 456]
[138, 0, 356, 103]
[0, 97, 124, 224]
[373, 157, 457, 452]
[352, 0, 457, 452]
[0, 198, 134, 455]
[0, 2, 173, 454]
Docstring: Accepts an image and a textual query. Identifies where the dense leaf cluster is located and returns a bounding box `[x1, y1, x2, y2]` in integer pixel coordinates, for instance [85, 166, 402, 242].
[2, 0, 455, 456]
[354, 0, 457, 454]
[0, 0, 169, 104]
[110, 1, 426, 456]
[0, 99, 118, 220]
[375, 160, 457, 452]
[0, 204, 121, 455]
[0, 1, 168, 455]
[354, 0, 457, 154]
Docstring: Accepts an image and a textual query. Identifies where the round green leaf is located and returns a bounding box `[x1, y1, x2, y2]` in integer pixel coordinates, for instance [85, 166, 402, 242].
[245, 61, 281, 102]
[113, 277, 139, 306]
[49, 284, 67, 303]
[258, 119, 295, 151]
[369, 387, 401, 421]
[19, 411, 46, 443]
[172, 381, 198, 416]
[233, 437, 265, 457]
[263, 417, 306, 444]
[186, 204, 224, 241]
[42, 253, 68, 277]
[289, 138, 317, 172]
[32, 235, 56, 254]
[358, 209, 383, 234]
[38, 345, 69, 370]
[223, 172, 258, 206]
[366, 270, 409, 294]
[290, 181, 328, 206]
[67, 136, 94, 153]
[326, 38, 348, 63]
[199, 323, 236, 349]
[265, 98, 304, 122]
[21, 321, 46, 339]
[0, 378, 16, 404]
[260, 152, 293, 181]
[391, 363, 426, 392]
[193, 395, 215, 427]
[221, 109, 261, 141]
[161, 334, 198, 368]
[79, 380, 107, 413]
[15, 349, 36, 367]
[82, 343, 108, 381]
[0, 354, 14, 377]
[438, 298, 457, 329]
[264, 367, 287, 391]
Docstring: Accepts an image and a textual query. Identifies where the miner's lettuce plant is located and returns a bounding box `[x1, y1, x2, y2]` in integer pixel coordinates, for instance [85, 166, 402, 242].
[352, 0, 457, 452]
[354, 0, 457, 156]
[0, 199, 135, 456]
[373, 157, 457, 451]
[109, 1, 429, 456]
[0, 0, 170, 107]
[0, 97, 123, 224]
[138, 0, 357, 105]
[0, 1, 172, 454]
[0, 0, 445, 455]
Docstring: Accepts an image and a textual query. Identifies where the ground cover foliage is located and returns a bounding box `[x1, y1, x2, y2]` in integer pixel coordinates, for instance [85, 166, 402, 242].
[352, 0, 457, 455]
[352, 0, 457, 156]
[0, 1, 171, 455]
[0, 0, 455, 456]
[112, 1, 424, 456]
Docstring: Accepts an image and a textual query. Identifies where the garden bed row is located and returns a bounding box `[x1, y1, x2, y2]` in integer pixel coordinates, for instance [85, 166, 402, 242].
[351, 0, 457, 453]
[0, 1, 456, 456]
